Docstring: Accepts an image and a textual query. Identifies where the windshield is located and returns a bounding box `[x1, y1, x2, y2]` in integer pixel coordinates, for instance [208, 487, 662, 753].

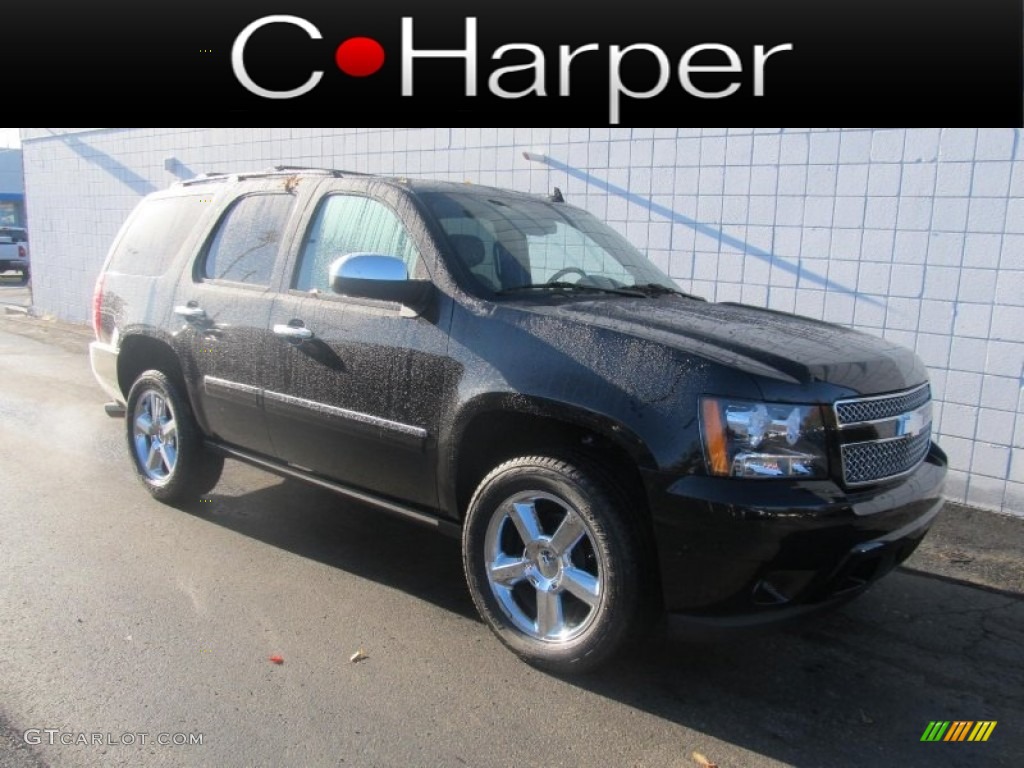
[420, 191, 679, 296]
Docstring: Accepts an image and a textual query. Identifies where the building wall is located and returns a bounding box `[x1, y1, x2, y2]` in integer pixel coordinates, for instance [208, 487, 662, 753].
[19, 127, 1024, 516]
[0, 147, 26, 226]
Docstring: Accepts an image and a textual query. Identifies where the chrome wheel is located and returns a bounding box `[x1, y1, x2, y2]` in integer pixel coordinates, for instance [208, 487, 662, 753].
[132, 388, 178, 483]
[483, 491, 605, 643]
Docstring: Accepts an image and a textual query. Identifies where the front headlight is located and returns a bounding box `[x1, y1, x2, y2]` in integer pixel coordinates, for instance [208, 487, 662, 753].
[700, 397, 828, 478]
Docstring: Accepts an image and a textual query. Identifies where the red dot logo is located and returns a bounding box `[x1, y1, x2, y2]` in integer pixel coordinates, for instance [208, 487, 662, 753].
[335, 37, 385, 77]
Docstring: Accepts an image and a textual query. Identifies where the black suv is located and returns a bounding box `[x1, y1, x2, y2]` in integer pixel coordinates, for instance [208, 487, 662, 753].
[90, 166, 946, 673]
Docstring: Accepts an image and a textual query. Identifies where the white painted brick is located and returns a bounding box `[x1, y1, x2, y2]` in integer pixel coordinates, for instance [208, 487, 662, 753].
[953, 302, 992, 338]
[1006, 482, 1024, 514]
[808, 132, 840, 164]
[981, 375, 1022, 411]
[974, 128, 1016, 161]
[779, 133, 809, 164]
[939, 435, 974, 470]
[749, 167, 778, 195]
[699, 167, 725, 195]
[885, 298, 921, 330]
[857, 262, 891, 294]
[977, 408, 1016, 447]
[777, 166, 807, 195]
[837, 130, 871, 163]
[987, 305, 1024, 338]
[854, 298, 886, 328]
[836, 164, 868, 196]
[861, 229, 895, 261]
[864, 198, 898, 229]
[741, 283, 769, 306]
[948, 336, 988, 373]
[938, 128, 978, 161]
[724, 166, 751, 195]
[967, 198, 1008, 233]
[897, 197, 932, 230]
[961, 233, 1001, 269]
[942, 403, 980, 439]
[871, 130, 905, 162]
[900, 164, 936, 197]
[925, 234, 964, 268]
[994, 270, 1024, 306]
[934, 162, 973, 197]
[767, 287, 796, 313]
[1011, 451, 1024, 483]
[806, 165, 837, 196]
[883, 329, 916, 350]
[867, 164, 901, 196]
[971, 161, 1013, 197]
[1009, 161, 1024, 196]
[946, 370, 984, 405]
[956, 268, 997, 303]
[1004, 198, 1024, 234]
[751, 134, 781, 163]
[823, 292, 855, 324]
[903, 128, 941, 162]
[889, 264, 925, 297]
[701, 137, 726, 166]
[832, 197, 865, 228]
[725, 135, 753, 165]
[893, 231, 929, 264]
[984, 340, 1024, 376]
[804, 197, 834, 227]
[916, 333, 951, 368]
[1000, 235, 1024, 269]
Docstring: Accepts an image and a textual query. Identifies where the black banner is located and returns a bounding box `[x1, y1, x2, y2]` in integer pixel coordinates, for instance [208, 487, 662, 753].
[8, 0, 1023, 124]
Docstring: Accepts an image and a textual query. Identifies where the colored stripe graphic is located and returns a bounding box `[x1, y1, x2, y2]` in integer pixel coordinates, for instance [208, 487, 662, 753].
[920, 721, 997, 742]
[968, 722, 997, 742]
[944, 721, 972, 741]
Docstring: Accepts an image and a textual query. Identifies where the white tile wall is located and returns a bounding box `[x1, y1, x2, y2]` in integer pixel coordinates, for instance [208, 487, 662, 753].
[19, 127, 1024, 517]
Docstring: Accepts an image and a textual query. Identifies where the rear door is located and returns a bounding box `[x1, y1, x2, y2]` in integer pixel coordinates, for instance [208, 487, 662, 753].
[173, 180, 312, 455]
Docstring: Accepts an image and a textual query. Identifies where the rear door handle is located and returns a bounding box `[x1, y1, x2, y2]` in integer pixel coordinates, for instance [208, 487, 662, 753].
[273, 323, 314, 341]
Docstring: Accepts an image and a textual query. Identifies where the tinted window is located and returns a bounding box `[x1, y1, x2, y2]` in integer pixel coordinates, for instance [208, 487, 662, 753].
[293, 195, 422, 292]
[202, 194, 293, 285]
[108, 196, 208, 277]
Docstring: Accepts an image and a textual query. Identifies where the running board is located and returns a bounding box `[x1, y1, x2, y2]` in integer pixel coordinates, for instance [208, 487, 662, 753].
[206, 441, 459, 537]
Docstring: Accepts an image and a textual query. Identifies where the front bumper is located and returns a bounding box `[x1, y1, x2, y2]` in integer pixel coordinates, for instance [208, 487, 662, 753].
[646, 443, 947, 622]
[89, 340, 123, 404]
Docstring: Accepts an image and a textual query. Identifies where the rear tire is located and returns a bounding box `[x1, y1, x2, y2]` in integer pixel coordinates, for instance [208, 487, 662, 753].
[125, 370, 223, 503]
[462, 455, 651, 674]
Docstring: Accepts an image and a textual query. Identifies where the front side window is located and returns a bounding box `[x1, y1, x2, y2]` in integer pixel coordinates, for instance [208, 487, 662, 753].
[293, 195, 422, 293]
[201, 194, 293, 286]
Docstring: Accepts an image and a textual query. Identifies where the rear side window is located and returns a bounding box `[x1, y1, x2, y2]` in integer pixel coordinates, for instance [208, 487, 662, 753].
[201, 194, 294, 286]
[108, 196, 208, 276]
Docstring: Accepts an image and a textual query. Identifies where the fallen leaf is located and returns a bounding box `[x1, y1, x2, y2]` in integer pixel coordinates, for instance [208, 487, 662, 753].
[692, 751, 718, 768]
[349, 648, 368, 663]
[269, 655, 284, 664]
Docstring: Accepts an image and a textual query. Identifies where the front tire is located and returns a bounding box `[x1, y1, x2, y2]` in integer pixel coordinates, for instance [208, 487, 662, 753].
[462, 456, 648, 674]
[125, 370, 223, 503]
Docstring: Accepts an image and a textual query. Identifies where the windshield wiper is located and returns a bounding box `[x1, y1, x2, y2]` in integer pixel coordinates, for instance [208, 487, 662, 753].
[498, 282, 644, 297]
[629, 283, 705, 300]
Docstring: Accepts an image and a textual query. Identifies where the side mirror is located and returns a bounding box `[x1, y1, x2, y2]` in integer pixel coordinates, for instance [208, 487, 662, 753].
[329, 253, 433, 313]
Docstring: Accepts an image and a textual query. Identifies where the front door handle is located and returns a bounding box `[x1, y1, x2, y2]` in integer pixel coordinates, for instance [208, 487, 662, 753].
[273, 323, 314, 341]
[174, 305, 207, 320]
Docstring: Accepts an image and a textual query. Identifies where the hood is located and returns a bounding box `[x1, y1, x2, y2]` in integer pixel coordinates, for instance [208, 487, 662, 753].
[513, 296, 928, 397]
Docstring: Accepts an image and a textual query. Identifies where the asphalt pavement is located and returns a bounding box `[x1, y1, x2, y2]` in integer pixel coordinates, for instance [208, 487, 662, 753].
[0, 312, 1021, 768]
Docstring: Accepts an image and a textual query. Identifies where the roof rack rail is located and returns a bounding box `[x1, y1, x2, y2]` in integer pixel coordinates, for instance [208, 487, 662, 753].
[270, 165, 375, 177]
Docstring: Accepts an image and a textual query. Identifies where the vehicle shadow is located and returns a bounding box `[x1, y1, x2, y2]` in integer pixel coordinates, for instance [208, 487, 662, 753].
[176, 475, 476, 620]
[180, 479, 1024, 767]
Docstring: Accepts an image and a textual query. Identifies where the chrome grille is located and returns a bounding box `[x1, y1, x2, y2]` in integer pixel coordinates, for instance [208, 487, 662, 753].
[834, 384, 933, 486]
[840, 430, 932, 485]
[835, 383, 931, 425]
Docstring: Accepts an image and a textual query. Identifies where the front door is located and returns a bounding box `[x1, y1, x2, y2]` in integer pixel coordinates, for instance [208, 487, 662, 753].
[264, 191, 454, 509]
